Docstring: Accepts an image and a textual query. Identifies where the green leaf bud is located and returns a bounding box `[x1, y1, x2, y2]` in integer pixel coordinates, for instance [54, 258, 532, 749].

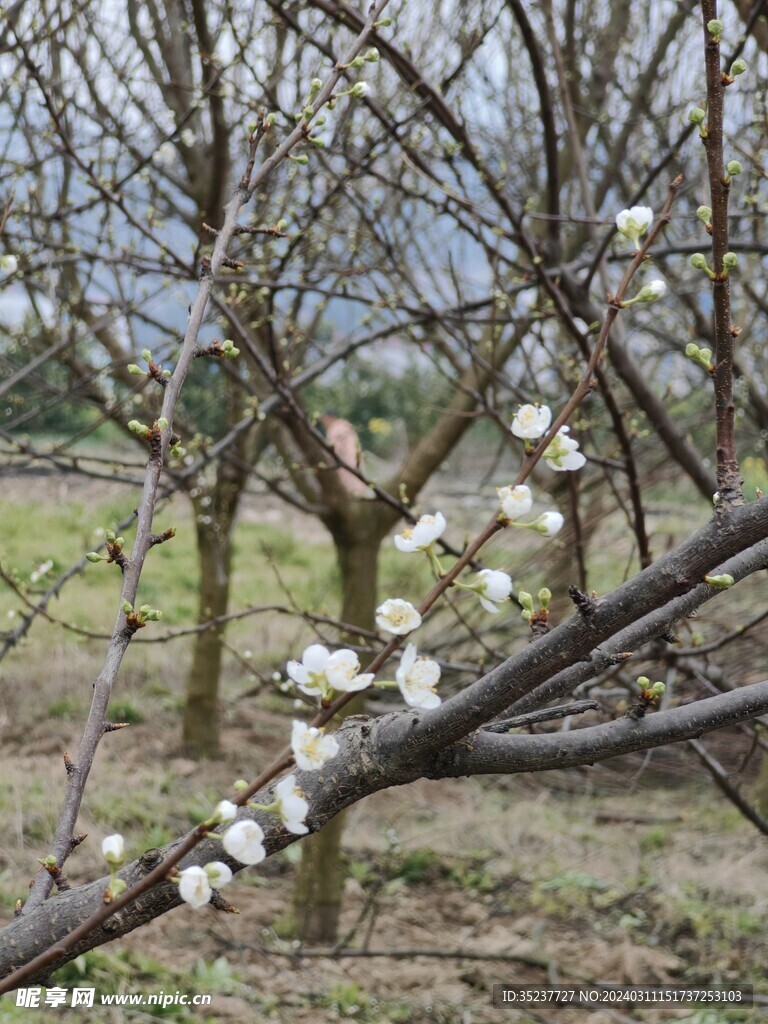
[706, 18, 723, 40]
[127, 363, 144, 375]
[86, 551, 106, 563]
[105, 529, 117, 543]
[636, 676, 650, 688]
[687, 107, 706, 125]
[290, 154, 309, 165]
[730, 58, 747, 77]
[649, 682, 666, 697]
[518, 590, 534, 612]
[348, 55, 365, 68]
[156, 417, 169, 430]
[141, 349, 152, 363]
[121, 600, 133, 615]
[704, 573, 735, 589]
[364, 47, 380, 62]
[265, 112, 277, 127]
[276, 219, 288, 232]
[726, 159, 742, 177]
[537, 587, 552, 610]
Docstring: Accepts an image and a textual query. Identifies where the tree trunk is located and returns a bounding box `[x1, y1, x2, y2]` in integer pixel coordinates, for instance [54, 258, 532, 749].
[292, 521, 382, 942]
[182, 517, 233, 756]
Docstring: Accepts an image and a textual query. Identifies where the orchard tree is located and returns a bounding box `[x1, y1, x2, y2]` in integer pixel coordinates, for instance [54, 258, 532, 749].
[2, 0, 768, 987]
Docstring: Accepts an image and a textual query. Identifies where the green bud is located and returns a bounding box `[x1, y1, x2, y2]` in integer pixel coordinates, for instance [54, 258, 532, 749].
[86, 551, 106, 563]
[537, 587, 552, 610]
[722, 251, 738, 271]
[704, 573, 735, 589]
[518, 590, 534, 612]
[364, 47, 380, 62]
[276, 219, 288, 232]
[222, 339, 234, 352]
[637, 676, 650, 688]
[375, 16, 392, 26]
[141, 348, 152, 363]
[521, 609, 532, 621]
[233, 779, 249, 791]
[145, 609, 163, 621]
[156, 417, 169, 430]
[105, 529, 117, 543]
[314, 115, 326, 127]
[265, 112, 277, 127]
[290, 154, 309, 165]
[726, 160, 742, 177]
[309, 77, 323, 93]
[690, 252, 708, 270]
[127, 419, 149, 436]
[163, 368, 172, 378]
[127, 363, 144, 375]
[114, 537, 124, 549]
[225, 346, 240, 358]
[706, 19, 723, 39]
[687, 107, 706, 125]
[110, 878, 127, 897]
[308, 135, 325, 147]
[649, 682, 666, 697]
[348, 55, 365, 68]
[351, 82, 370, 98]
[730, 58, 747, 77]
[121, 600, 134, 615]
[696, 205, 712, 225]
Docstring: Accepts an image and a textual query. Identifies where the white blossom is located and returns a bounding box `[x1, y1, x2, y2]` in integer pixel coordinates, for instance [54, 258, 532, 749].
[497, 484, 533, 520]
[102, 834, 125, 866]
[474, 569, 513, 614]
[178, 865, 212, 908]
[376, 598, 422, 636]
[291, 720, 339, 771]
[0, 255, 18, 275]
[615, 206, 653, 248]
[394, 512, 446, 553]
[534, 511, 565, 538]
[180, 128, 196, 148]
[543, 427, 586, 472]
[396, 643, 441, 709]
[204, 861, 233, 888]
[511, 404, 551, 440]
[274, 774, 309, 835]
[212, 800, 238, 825]
[286, 644, 373, 697]
[222, 819, 266, 865]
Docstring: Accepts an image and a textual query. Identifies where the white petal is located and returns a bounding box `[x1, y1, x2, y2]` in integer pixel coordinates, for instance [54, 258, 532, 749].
[302, 644, 330, 672]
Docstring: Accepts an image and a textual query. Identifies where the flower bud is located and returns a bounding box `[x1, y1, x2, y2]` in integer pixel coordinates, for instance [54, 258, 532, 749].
[348, 55, 365, 68]
[141, 348, 152, 363]
[730, 58, 747, 77]
[121, 600, 133, 615]
[102, 834, 125, 867]
[233, 779, 249, 792]
[127, 364, 144, 375]
[86, 551, 106, 563]
[517, 591, 534, 613]
[722, 252, 738, 271]
[290, 154, 309, 165]
[265, 112, 277, 127]
[0, 254, 19, 274]
[351, 82, 370, 98]
[156, 417, 168, 430]
[364, 47, 380, 62]
[309, 77, 323, 92]
[696, 206, 712, 226]
[537, 587, 552, 610]
[649, 682, 666, 697]
[276, 219, 288, 232]
[726, 160, 742, 177]
[706, 18, 723, 40]
[105, 529, 117, 543]
[637, 676, 650, 688]
[687, 107, 706, 125]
